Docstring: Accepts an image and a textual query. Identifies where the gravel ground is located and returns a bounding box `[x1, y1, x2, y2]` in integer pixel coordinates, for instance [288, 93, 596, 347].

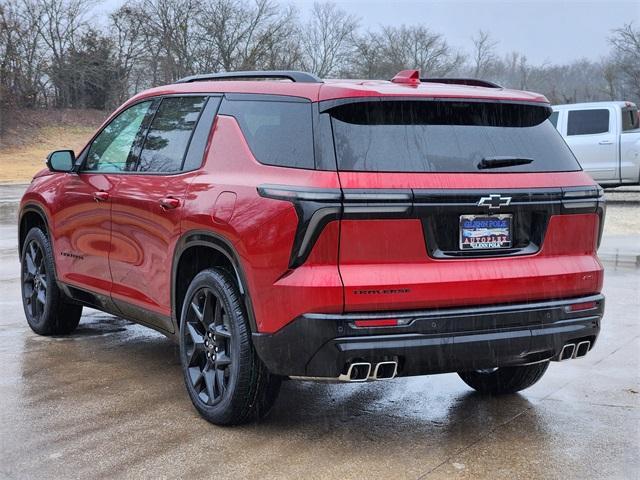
[604, 186, 640, 204]
[603, 203, 640, 236]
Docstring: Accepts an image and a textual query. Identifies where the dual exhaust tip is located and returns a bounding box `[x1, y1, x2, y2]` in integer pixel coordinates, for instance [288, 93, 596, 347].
[339, 361, 398, 382]
[558, 340, 591, 361]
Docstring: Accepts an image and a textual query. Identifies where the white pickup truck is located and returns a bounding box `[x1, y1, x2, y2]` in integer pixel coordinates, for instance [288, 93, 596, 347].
[551, 101, 640, 186]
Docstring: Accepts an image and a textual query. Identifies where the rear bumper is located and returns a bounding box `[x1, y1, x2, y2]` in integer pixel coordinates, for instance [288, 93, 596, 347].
[252, 294, 604, 378]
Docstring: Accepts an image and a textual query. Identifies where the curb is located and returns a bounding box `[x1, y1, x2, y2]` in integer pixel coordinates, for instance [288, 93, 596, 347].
[598, 251, 640, 267]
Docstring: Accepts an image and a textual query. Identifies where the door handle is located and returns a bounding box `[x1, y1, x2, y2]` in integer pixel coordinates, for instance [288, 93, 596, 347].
[93, 191, 109, 202]
[160, 197, 180, 210]
[598, 140, 613, 145]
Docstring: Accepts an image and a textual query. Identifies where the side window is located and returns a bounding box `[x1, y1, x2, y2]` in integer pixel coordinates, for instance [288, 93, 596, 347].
[548, 111, 559, 128]
[567, 109, 610, 136]
[221, 99, 314, 169]
[622, 107, 639, 131]
[137, 96, 207, 173]
[84, 101, 151, 172]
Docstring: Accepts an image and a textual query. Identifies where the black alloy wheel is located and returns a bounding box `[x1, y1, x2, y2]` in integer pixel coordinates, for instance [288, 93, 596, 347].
[22, 239, 48, 322]
[183, 286, 234, 406]
[20, 227, 82, 335]
[179, 268, 282, 425]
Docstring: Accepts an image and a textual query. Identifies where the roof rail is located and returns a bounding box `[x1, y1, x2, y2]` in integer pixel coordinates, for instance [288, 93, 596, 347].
[421, 78, 502, 89]
[176, 70, 322, 84]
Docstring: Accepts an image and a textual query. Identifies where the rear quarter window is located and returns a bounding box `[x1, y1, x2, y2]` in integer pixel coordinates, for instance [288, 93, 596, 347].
[219, 98, 314, 169]
[567, 109, 610, 135]
[622, 106, 639, 131]
[328, 100, 580, 173]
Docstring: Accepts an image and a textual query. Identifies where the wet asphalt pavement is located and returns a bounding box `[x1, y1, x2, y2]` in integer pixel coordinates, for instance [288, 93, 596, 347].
[0, 185, 638, 479]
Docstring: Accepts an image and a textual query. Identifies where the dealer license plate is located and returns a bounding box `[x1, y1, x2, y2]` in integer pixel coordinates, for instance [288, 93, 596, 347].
[459, 214, 512, 250]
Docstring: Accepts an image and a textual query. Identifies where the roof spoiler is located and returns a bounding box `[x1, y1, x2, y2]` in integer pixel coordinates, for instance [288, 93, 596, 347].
[421, 77, 503, 89]
[390, 70, 502, 88]
[176, 70, 322, 84]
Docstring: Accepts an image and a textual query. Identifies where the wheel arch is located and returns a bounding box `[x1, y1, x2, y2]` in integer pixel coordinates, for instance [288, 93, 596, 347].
[18, 203, 51, 259]
[172, 230, 257, 333]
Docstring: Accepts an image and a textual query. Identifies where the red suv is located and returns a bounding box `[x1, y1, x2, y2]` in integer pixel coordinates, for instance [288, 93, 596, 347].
[19, 70, 605, 425]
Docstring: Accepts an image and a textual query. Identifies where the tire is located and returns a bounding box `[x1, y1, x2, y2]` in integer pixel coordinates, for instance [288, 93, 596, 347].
[20, 227, 83, 335]
[458, 362, 550, 395]
[179, 268, 281, 425]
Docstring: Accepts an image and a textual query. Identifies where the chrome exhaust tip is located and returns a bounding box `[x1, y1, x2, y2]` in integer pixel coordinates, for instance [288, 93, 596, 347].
[574, 341, 591, 358]
[559, 343, 576, 361]
[372, 361, 398, 380]
[338, 362, 371, 382]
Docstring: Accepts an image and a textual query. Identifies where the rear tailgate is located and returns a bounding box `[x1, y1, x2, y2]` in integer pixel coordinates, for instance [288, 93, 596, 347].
[324, 99, 605, 312]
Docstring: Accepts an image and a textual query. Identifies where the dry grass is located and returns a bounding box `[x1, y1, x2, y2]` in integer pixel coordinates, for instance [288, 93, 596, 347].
[0, 109, 107, 184]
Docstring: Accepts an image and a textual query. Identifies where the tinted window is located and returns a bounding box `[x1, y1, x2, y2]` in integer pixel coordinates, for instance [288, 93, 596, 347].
[137, 96, 206, 173]
[221, 99, 314, 169]
[549, 111, 559, 128]
[622, 106, 639, 131]
[85, 101, 151, 172]
[567, 109, 610, 135]
[329, 101, 580, 173]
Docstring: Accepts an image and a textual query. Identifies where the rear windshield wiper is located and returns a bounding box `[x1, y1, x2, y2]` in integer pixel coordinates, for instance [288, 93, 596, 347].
[477, 156, 534, 170]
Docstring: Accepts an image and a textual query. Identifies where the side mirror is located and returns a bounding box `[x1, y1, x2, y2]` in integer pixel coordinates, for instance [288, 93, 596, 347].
[46, 150, 75, 173]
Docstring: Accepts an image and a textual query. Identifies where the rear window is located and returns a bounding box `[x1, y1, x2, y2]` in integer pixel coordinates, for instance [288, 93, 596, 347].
[622, 106, 639, 131]
[549, 111, 559, 128]
[328, 101, 580, 173]
[220, 99, 314, 169]
[567, 109, 610, 135]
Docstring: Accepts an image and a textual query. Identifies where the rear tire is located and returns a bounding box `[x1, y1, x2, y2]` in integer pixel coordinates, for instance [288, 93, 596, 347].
[179, 268, 281, 425]
[458, 362, 550, 395]
[20, 227, 82, 335]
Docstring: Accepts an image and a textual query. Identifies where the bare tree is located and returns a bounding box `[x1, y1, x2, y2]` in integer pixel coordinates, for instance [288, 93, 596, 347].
[299, 2, 359, 77]
[109, 5, 148, 103]
[36, 0, 92, 106]
[609, 23, 640, 102]
[349, 30, 383, 78]
[372, 25, 464, 79]
[471, 29, 498, 78]
[197, 0, 299, 72]
[4, 0, 640, 127]
[136, 0, 201, 84]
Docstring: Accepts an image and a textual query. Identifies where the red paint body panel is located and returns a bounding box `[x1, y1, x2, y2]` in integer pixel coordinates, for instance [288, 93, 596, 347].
[336, 171, 596, 190]
[180, 116, 343, 334]
[109, 173, 195, 318]
[338, 215, 603, 312]
[22, 173, 119, 296]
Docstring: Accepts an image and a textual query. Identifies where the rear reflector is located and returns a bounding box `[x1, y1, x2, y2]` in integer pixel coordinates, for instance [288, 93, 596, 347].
[566, 301, 597, 312]
[354, 319, 398, 328]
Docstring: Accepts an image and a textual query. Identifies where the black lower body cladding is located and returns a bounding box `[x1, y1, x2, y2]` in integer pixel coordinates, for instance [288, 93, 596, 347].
[252, 295, 604, 378]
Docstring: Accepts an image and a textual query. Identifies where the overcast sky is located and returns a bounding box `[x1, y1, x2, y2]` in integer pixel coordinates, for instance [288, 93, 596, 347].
[98, 0, 639, 65]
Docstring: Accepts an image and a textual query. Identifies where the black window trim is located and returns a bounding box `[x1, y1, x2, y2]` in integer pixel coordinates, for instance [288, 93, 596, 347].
[77, 93, 221, 176]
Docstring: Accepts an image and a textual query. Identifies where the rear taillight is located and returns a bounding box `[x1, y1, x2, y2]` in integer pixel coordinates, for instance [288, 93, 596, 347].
[561, 186, 606, 248]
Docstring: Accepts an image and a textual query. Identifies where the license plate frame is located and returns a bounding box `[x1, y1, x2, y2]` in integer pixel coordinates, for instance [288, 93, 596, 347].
[459, 214, 513, 250]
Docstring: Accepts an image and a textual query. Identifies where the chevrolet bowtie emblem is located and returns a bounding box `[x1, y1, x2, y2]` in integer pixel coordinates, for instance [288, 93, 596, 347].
[477, 194, 512, 209]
